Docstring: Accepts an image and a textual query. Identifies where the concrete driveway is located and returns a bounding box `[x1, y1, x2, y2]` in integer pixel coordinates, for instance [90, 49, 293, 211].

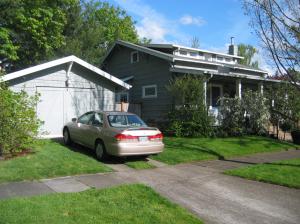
[1, 150, 300, 224]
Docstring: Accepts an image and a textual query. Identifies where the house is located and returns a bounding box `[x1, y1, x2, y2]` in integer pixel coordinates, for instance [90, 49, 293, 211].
[101, 40, 278, 123]
[1, 55, 131, 137]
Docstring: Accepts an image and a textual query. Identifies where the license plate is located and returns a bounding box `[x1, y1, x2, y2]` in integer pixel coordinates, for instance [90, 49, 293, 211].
[139, 136, 148, 142]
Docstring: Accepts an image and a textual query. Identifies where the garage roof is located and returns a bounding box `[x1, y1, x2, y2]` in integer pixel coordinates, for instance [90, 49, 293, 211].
[1, 55, 131, 89]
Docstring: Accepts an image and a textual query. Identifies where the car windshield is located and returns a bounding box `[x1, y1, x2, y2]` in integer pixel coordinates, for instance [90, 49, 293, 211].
[108, 114, 147, 128]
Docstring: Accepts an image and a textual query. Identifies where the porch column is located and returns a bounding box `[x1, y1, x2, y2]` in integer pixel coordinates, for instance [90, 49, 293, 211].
[236, 79, 242, 99]
[203, 80, 207, 106]
[258, 82, 264, 95]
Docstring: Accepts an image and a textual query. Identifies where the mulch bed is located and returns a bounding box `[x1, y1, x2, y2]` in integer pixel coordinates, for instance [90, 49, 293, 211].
[1, 149, 35, 160]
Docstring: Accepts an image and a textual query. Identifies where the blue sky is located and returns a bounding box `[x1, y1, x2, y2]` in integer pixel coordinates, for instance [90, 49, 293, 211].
[106, 0, 272, 72]
[107, 0, 257, 51]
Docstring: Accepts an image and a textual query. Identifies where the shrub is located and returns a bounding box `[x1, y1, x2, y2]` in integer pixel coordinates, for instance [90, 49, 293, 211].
[166, 75, 214, 137]
[217, 96, 244, 136]
[218, 90, 270, 136]
[0, 82, 41, 155]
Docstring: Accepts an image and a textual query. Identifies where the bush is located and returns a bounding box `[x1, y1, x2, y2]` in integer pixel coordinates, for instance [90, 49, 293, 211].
[218, 90, 270, 136]
[0, 83, 41, 155]
[218, 96, 244, 136]
[166, 75, 214, 137]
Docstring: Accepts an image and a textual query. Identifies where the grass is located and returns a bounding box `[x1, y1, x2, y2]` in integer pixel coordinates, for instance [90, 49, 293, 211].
[151, 136, 297, 165]
[125, 160, 156, 170]
[224, 158, 300, 188]
[0, 184, 202, 224]
[0, 140, 111, 183]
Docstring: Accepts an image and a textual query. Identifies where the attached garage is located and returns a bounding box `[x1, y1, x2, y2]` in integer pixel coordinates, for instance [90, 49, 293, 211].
[2, 55, 131, 137]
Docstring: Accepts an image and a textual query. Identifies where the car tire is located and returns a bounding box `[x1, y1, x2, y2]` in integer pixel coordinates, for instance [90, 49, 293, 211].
[63, 128, 72, 145]
[95, 141, 108, 161]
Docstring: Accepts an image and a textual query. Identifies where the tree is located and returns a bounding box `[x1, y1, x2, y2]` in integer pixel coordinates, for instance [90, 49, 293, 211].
[238, 44, 259, 68]
[166, 75, 214, 137]
[0, 0, 77, 71]
[243, 0, 300, 90]
[191, 36, 200, 48]
[58, 1, 139, 66]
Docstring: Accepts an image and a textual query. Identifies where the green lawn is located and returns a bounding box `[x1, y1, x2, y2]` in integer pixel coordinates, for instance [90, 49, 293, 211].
[0, 184, 202, 224]
[125, 160, 156, 170]
[151, 136, 297, 165]
[224, 158, 300, 188]
[0, 140, 111, 183]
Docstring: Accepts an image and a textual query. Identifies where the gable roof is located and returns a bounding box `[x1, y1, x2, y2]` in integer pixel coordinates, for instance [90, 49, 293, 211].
[1, 55, 131, 89]
[101, 40, 174, 65]
[101, 40, 267, 75]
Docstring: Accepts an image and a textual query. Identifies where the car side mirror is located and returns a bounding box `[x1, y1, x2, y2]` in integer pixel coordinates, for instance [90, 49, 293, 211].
[72, 118, 77, 122]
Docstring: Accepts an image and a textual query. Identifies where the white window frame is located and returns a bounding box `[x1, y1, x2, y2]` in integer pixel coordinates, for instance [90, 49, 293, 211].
[142, 84, 157, 98]
[130, 51, 139, 63]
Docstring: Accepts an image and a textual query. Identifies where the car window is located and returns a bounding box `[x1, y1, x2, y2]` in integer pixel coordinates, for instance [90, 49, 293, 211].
[108, 115, 147, 128]
[89, 113, 103, 127]
[78, 112, 93, 125]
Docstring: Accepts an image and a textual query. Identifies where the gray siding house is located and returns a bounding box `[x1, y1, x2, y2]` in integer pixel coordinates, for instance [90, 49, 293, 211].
[101, 40, 277, 124]
[2, 55, 130, 137]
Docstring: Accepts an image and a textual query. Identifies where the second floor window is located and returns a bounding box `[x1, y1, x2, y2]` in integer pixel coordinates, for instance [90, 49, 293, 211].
[131, 51, 139, 63]
[142, 85, 157, 98]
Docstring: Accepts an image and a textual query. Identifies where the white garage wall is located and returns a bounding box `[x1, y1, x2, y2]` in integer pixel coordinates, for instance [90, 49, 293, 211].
[8, 63, 117, 137]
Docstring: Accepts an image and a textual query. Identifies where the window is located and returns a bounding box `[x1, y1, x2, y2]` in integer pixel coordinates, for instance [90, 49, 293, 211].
[189, 52, 198, 57]
[78, 112, 94, 124]
[142, 85, 157, 98]
[225, 58, 231, 63]
[108, 114, 147, 128]
[131, 51, 139, 63]
[88, 113, 103, 127]
[217, 56, 224, 61]
[116, 91, 129, 103]
[179, 50, 188, 55]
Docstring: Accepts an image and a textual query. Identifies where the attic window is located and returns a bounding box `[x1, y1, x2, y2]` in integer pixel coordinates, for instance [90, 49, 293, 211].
[131, 51, 139, 63]
[189, 52, 198, 57]
[179, 50, 188, 55]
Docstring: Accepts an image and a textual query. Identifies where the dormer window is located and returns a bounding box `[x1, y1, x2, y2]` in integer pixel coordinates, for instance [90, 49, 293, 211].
[189, 52, 198, 57]
[179, 50, 188, 55]
[131, 51, 139, 63]
[225, 58, 231, 63]
[217, 56, 224, 61]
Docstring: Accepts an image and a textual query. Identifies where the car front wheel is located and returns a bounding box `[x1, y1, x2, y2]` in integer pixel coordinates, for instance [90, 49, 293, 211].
[95, 141, 108, 161]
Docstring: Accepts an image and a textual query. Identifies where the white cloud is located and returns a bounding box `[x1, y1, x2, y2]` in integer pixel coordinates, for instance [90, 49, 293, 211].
[179, 15, 206, 27]
[113, 0, 191, 43]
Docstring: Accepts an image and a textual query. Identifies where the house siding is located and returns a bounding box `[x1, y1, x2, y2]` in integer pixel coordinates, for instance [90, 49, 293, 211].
[102, 46, 173, 122]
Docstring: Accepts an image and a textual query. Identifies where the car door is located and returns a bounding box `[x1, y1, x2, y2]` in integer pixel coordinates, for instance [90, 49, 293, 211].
[72, 112, 94, 145]
[83, 112, 104, 149]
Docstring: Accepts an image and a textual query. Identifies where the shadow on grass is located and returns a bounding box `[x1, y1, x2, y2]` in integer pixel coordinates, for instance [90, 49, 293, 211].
[167, 141, 225, 160]
[50, 138, 148, 165]
[264, 162, 300, 168]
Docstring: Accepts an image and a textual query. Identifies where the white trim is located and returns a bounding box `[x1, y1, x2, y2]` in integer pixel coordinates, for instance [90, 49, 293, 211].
[142, 84, 157, 98]
[121, 75, 134, 82]
[2, 55, 131, 89]
[130, 51, 139, 63]
[171, 65, 218, 74]
[173, 57, 222, 66]
[236, 79, 242, 99]
[232, 66, 267, 74]
[210, 84, 223, 107]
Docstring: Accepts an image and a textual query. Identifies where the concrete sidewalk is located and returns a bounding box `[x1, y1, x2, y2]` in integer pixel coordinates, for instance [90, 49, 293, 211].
[0, 149, 300, 224]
